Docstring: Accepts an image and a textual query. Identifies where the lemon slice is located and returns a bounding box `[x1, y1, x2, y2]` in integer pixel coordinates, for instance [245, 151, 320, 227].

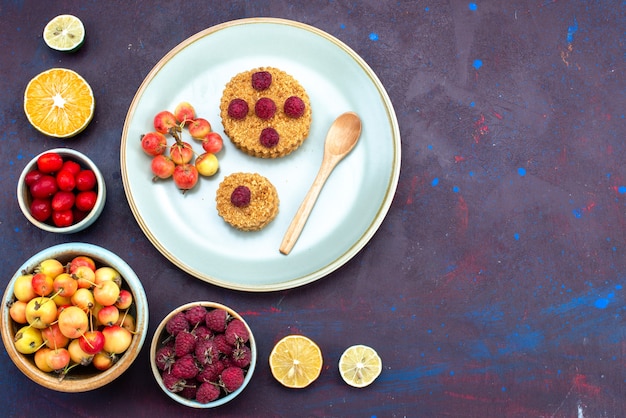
[338, 344, 382, 388]
[24, 68, 95, 138]
[269, 335, 323, 388]
[43, 14, 85, 52]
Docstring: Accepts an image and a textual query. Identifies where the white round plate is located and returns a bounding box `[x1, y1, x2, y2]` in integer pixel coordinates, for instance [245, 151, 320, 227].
[121, 18, 401, 291]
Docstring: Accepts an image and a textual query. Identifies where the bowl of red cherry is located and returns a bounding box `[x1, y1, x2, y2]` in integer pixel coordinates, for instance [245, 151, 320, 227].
[17, 148, 106, 233]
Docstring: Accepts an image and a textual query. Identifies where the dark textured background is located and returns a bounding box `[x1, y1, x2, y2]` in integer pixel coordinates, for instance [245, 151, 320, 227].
[1, 1, 625, 417]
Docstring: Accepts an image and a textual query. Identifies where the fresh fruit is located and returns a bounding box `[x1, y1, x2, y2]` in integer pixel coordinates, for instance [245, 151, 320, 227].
[172, 163, 198, 193]
[284, 96, 306, 118]
[24, 152, 100, 228]
[42, 14, 85, 52]
[195, 153, 219, 177]
[9, 254, 139, 380]
[251, 71, 272, 91]
[155, 305, 253, 404]
[24, 68, 94, 138]
[338, 344, 382, 388]
[255, 97, 276, 120]
[153, 110, 178, 134]
[260, 127, 280, 148]
[201, 132, 223, 154]
[227, 98, 249, 119]
[14, 326, 44, 354]
[169, 142, 194, 165]
[150, 155, 175, 180]
[174, 102, 196, 125]
[141, 132, 168, 156]
[188, 118, 212, 139]
[269, 334, 323, 389]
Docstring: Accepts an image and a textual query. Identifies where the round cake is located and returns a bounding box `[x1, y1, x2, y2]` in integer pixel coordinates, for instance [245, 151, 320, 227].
[220, 67, 312, 158]
[215, 172, 279, 231]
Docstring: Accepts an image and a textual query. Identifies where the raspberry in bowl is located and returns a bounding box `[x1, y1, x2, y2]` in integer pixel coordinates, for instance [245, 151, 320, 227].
[150, 301, 256, 408]
[17, 148, 106, 233]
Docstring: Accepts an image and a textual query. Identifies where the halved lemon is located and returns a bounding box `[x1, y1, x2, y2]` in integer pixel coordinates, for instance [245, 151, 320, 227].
[43, 14, 85, 52]
[338, 344, 382, 388]
[269, 335, 323, 388]
[24, 68, 95, 138]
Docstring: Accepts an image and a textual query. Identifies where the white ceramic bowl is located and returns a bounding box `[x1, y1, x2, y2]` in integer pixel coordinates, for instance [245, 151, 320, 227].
[17, 148, 106, 233]
[0, 243, 148, 392]
[150, 301, 256, 408]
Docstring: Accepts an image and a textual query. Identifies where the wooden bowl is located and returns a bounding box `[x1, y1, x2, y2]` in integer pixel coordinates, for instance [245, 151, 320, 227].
[17, 148, 106, 233]
[150, 301, 256, 408]
[0, 243, 148, 392]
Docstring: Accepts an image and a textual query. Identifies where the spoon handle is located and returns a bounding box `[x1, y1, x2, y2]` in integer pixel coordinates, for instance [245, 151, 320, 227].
[279, 156, 339, 255]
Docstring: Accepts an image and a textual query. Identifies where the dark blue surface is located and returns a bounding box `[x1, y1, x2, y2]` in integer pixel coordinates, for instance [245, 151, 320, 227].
[1, 1, 625, 417]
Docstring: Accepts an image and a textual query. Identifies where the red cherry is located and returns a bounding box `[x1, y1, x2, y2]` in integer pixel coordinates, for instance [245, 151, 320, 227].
[51, 210, 73, 227]
[75, 170, 97, 191]
[25, 169, 44, 187]
[30, 176, 58, 199]
[56, 170, 76, 191]
[75, 191, 97, 212]
[51, 191, 76, 212]
[61, 160, 81, 176]
[37, 152, 64, 174]
[29, 198, 52, 222]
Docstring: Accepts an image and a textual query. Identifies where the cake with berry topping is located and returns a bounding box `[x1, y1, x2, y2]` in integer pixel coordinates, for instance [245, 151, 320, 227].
[220, 67, 312, 158]
[215, 172, 279, 231]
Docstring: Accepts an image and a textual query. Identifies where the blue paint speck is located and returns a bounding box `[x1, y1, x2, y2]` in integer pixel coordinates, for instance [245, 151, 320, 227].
[501, 386, 507, 392]
[425, 7, 429, 12]
[369, 32, 379, 41]
[470, 101, 475, 107]
[390, 306, 396, 312]
[452, 186, 460, 193]
[594, 298, 609, 309]
[469, 3, 477, 11]
[618, 186, 626, 194]
[566, 17, 578, 44]
[450, 370, 455, 376]
[14, 227, 20, 233]
[514, 233, 520, 240]
[616, 284, 623, 290]
[432, 177, 439, 186]
[427, 144, 433, 150]
[517, 167, 526, 177]
[469, 171, 475, 177]
[340, 23, 346, 29]
[473, 59, 483, 70]
[572, 208, 583, 218]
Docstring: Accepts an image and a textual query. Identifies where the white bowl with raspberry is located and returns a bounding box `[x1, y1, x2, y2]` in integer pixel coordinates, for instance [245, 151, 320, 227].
[17, 148, 106, 233]
[150, 301, 257, 408]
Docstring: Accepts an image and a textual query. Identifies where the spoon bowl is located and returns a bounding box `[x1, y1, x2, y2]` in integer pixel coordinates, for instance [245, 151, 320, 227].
[279, 112, 362, 254]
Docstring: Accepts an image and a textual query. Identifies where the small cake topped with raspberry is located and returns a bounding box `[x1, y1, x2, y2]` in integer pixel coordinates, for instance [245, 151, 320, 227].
[215, 172, 279, 231]
[220, 67, 312, 158]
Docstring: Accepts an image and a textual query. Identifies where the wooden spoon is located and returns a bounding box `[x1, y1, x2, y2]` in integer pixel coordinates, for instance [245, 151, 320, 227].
[279, 112, 362, 255]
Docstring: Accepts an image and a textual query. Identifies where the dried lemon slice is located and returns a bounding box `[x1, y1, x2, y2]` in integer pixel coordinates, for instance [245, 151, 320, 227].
[338, 344, 382, 388]
[43, 14, 85, 52]
[24, 68, 95, 138]
[269, 335, 323, 388]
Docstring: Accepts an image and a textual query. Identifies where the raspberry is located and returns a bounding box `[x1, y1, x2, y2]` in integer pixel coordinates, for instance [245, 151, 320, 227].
[175, 330, 197, 357]
[205, 308, 228, 333]
[230, 344, 252, 368]
[155, 344, 176, 372]
[225, 319, 249, 346]
[197, 359, 225, 383]
[284, 96, 305, 118]
[165, 312, 190, 337]
[213, 333, 232, 356]
[193, 325, 213, 340]
[179, 384, 197, 400]
[259, 127, 279, 148]
[220, 366, 245, 393]
[171, 353, 200, 380]
[227, 98, 248, 119]
[251, 71, 272, 91]
[230, 185, 251, 208]
[184, 305, 207, 326]
[162, 370, 186, 393]
[196, 382, 221, 403]
[254, 97, 276, 120]
[195, 338, 219, 366]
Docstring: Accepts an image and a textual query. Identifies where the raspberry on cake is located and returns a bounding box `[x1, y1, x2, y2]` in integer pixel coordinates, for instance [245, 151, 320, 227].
[220, 67, 312, 158]
[215, 172, 279, 231]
